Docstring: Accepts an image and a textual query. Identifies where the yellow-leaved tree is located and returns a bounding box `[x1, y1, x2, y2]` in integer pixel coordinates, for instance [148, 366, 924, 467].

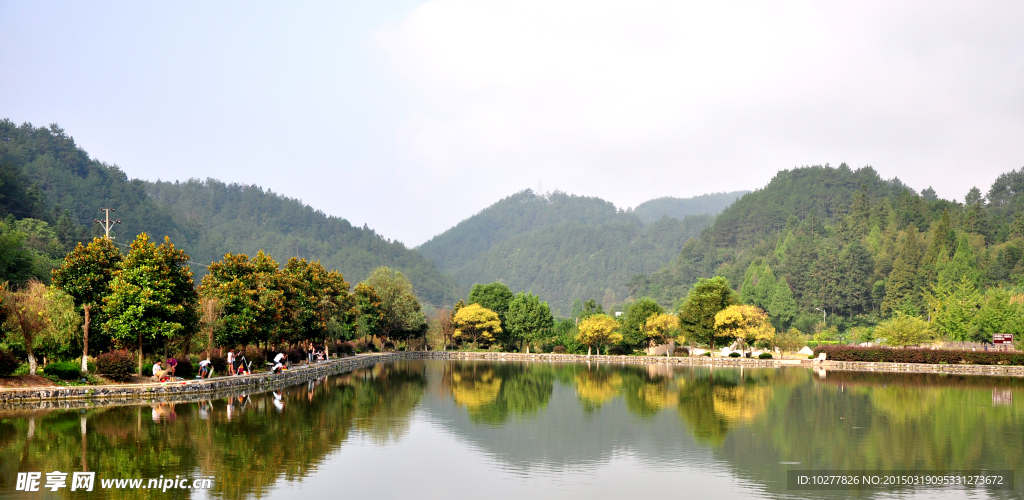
[714, 304, 775, 354]
[452, 303, 501, 349]
[642, 313, 681, 348]
[577, 314, 622, 355]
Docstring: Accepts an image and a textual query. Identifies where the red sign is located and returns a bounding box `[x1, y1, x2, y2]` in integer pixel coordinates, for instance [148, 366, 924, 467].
[994, 334, 1013, 345]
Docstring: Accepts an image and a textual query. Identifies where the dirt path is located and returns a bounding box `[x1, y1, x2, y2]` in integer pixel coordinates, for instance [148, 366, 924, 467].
[0, 375, 58, 388]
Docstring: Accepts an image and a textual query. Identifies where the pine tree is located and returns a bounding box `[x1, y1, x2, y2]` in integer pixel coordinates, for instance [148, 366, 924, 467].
[768, 277, 797, 329]
[754, 265, 777, 310]
[939, 237, 979, 287]
[881, 227, 922, 316]
[839, 240, 874, 315]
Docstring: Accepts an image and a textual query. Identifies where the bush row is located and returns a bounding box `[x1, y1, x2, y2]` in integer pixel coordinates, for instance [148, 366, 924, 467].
[42, 360, 96, 380]
[814, 345, 1024, 365]
[805, 341, 844, 349]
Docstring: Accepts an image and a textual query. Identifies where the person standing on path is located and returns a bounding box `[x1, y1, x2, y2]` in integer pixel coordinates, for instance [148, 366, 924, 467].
[227, 349, 236, 376]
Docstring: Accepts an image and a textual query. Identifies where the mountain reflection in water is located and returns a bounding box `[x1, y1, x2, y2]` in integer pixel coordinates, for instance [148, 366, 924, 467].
[1, 360, 1022, 499]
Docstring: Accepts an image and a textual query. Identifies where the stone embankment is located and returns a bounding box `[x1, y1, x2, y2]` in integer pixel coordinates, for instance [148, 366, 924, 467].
[430, 351, 1024, 376]
[4, 351, 1024, 409]
[0, 353, 394, 410]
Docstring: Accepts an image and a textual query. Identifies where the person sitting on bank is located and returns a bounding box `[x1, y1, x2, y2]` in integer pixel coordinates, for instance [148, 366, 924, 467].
[198, 358, 212, 379]
[167, 357, 177, 377]
[152, 360, 168, 382]
[272, 352, 287, 374]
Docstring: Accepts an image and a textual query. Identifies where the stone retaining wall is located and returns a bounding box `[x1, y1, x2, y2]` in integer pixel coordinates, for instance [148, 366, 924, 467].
[427, 351, 1024, 376]
[4, 351, 1023, 410]
[0, 353, 398, 409]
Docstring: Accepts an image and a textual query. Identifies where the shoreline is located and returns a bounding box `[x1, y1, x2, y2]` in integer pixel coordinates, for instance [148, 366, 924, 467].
[2, 351, 1023, 409]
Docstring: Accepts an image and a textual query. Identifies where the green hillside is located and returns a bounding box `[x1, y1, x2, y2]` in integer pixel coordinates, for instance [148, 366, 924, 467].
[418, 190, 714, 315]
[631, 163, 1024, 335]
[632, 190, 747, 225]
[0, 120, 457, 305]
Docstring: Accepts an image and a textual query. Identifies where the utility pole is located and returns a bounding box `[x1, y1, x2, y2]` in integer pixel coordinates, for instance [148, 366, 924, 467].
[94, 208, 121, 240]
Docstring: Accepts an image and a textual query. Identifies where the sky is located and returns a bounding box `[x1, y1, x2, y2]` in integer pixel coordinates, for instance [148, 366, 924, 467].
[1, 1, 1022, 246]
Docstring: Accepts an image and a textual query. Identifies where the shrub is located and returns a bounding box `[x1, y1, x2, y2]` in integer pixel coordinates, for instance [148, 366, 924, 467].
[43, 361, 84, 380]
[353, 338, 377, 353]
[335, 341, 355, 356]
[552, 346, 567, 354]
[210, 352, 228, 374]
[0, 350, 20, 376]
[813, 345, 1024, 365]
[172, 357, 195, 378]
[758, 352, 773, 359]
[286, 346, 305, 364]
[96, 350, 136, 382]
[243, 346, 267, 369]
[728, 352, 741, 358]
[703, 352, 712, 357]
[607, 345, 628, 355]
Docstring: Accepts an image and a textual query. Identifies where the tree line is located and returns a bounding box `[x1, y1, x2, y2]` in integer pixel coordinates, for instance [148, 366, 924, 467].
[632, 164, 1024, 347]
[1, 232, 427, 377]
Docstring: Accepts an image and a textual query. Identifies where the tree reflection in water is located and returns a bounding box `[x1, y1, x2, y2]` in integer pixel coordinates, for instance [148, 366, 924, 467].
[443, 361, 555, 425]
[4, 361, 1024, 500]
[0, 360, 427, 499]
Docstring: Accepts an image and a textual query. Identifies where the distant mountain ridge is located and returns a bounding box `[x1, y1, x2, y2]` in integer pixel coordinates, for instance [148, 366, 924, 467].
[632, 191, 748, 225]
[0, 120, 457, 305]
[418, 190, 720, 315]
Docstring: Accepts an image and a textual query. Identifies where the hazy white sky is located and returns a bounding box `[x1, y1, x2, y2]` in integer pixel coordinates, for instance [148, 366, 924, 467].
[2, 1, 1022, 246]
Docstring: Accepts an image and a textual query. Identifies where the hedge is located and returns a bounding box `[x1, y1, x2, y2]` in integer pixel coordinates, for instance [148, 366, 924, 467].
[805, 341, 844, 349]
[813, 345, 1024, 365]
[43, 360, 95, 380]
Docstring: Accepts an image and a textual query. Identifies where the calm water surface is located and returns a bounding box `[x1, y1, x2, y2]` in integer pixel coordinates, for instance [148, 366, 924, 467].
[1, 359, 1022, 499]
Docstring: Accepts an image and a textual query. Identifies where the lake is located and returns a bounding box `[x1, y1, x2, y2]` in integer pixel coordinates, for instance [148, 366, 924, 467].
[2, 358, 1022, 499]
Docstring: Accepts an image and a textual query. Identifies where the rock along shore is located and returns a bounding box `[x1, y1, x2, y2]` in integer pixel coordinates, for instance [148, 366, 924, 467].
[3, 351, 1023, 410]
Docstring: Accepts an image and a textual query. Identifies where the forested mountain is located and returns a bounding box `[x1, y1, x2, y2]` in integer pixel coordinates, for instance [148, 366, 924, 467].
[630, 163, 1024, 338]
[145, 179, 456, 306]
[632, 191, 747, 225]
[418, 190, 714, 315]
[0, 120, 457, 305]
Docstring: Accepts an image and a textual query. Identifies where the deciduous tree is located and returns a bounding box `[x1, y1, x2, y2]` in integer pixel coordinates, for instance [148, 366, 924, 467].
[452, 303, 501, 348]
[714, 305, 775, 353]
[505, 292, 554, 351]
[102, 234, 199, 375]
[51, 237, 122, 372]
[876, 313, 934, 347]
[619, 297, 663, 350]
[2, 281, 80, 375]
[576, 314, 622, 355]
[365, 267, 427, 349]
[678, 277, 738, 352]
[642, 313, 680, 348]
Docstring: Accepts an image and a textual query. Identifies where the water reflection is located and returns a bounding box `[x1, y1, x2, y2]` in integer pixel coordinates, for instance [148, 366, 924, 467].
[0, 360, 427, 499]
[443, 361, 554, 425]
[1, 360, 1022, 499]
